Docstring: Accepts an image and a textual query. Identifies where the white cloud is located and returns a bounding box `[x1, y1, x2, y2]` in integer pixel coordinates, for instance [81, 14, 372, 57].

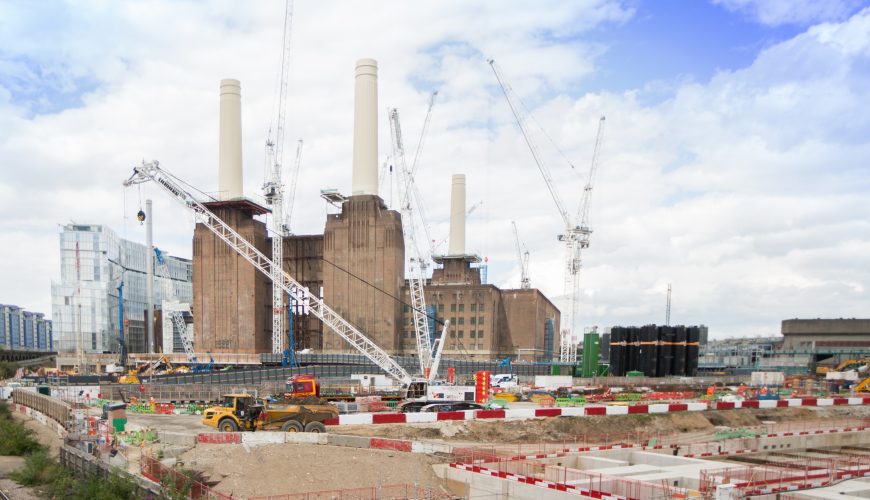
[0, 1, 868, 341]
[711, 0, 867, 26]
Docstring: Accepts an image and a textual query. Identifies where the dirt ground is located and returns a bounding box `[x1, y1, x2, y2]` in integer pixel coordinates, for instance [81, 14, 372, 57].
[1, 414, 63, 500]
[334, 405, 870, 443]
[180, 443, 446, 498]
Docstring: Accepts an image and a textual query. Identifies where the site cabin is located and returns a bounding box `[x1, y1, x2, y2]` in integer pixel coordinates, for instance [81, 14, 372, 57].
[398, 381, 477, 413]
[201, 393, 338, 433]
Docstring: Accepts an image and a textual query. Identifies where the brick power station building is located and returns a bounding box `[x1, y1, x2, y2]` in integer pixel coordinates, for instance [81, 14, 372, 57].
[192, 60, 560, 360]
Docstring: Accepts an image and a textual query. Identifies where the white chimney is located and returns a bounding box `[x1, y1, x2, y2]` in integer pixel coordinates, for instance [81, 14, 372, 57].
[448, 174, 466, 255]
[219, 78, 243, 200]
[351, 59, 378, 196]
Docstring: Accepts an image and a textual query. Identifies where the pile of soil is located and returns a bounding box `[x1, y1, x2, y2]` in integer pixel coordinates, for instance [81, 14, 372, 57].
[180, 443, 444, 498]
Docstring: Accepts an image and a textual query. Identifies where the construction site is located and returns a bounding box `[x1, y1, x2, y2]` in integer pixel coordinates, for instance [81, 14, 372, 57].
[2, 3, 870, 500]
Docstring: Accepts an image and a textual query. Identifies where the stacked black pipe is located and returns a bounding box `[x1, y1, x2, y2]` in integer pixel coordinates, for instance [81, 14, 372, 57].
[607, 324, 702, 377]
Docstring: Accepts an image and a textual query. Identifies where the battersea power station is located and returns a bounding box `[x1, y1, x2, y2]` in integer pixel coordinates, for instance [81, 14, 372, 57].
[192, 59, 560, 361]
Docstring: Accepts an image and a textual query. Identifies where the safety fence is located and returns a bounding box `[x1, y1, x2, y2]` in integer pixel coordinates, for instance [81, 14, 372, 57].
[11, 388, 71, 426]
[699, 454, 870, 496]
[449, 460, 677, 500]
[141, 455, 235, 499]
[246, 483, 454, 500]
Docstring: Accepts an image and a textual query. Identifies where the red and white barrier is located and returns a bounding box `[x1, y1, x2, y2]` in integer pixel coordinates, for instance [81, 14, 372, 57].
[321, 397, 870, 426]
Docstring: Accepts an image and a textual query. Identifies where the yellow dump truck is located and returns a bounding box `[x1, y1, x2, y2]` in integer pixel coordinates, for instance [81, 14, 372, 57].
[201, 393, 338, 433]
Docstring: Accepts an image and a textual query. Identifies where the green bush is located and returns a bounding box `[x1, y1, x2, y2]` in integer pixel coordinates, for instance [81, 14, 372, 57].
[9, 450, 57, 485]
[0, 400, 11, 419]
[0, 414, 44, 455]
[0, 360, 18, 379]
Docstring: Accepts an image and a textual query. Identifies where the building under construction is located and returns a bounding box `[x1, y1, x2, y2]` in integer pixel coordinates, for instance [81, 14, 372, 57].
[192, 59, 561, 360]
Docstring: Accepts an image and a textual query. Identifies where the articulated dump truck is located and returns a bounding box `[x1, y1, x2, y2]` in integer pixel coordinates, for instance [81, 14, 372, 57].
[202, 393, 338, 433]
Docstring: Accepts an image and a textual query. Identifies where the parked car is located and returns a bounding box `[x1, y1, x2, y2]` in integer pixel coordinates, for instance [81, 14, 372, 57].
[419, 402, 486, 412]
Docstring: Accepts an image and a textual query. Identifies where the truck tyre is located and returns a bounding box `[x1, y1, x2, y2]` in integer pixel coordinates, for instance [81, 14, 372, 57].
[304, 421, 326, 433]
[218, 418, 238, 433]
[281, 420, 303, 433]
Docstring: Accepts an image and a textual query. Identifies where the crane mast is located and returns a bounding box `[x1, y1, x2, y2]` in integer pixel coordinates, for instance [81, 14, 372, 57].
[263, 0, 295, 354]
[389, 108, 434, 374]
[153, 248, 193, 358]
[511, 221, 531, 289]
[124, 161, 413, 385]
[488, 58, 604, 363]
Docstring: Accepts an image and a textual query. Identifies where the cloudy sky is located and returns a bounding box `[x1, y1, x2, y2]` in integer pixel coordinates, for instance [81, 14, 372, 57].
[1, 0, 868, 339]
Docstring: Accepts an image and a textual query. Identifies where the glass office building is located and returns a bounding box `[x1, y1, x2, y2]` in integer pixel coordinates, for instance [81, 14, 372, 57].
[50, 224, 192, 354]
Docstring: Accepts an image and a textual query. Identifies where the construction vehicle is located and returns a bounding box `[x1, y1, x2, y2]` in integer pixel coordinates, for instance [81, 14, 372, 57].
[398, 380, 477, 413]
[855, 375, 870, 393]
[202, 393, 337, 433]
[285, 374, 402, 402]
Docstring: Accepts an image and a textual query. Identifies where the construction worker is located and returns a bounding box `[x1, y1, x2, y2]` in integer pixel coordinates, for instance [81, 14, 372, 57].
[737, 383, 746, 397]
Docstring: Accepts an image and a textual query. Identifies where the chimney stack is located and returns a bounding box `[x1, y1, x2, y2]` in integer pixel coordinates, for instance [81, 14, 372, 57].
[448, 174, 466, 255]
[218, 79, 243, 200]
[351, 59, 379, 196]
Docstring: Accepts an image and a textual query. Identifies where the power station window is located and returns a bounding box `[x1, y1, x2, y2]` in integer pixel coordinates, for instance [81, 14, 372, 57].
[450, 331, 456, 338]
[477, 331, 484, 338]
[450, 304, 456, 312]
[478, 317, 484, 325]
[458, 318, 464, 325]
[458, 304, 465, 312]
[470, 317, 476, 325]
[470, 304, 477, 312]
[470, 331, 476, 338]
[478, 304, 485, 312]
[458, 331, 464, 338]
[438, 304, 444, 312]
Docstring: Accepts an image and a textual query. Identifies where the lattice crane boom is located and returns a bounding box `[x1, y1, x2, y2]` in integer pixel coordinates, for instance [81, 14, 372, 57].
[488, 58, 605, 363]
[511, 221, 531, 289]
[153, 248, 193, 357]
[488, 59, 572, 231]
[124, 161, 413, 384]
[390, 109, 434, 374]
[262, 0, 296, 355]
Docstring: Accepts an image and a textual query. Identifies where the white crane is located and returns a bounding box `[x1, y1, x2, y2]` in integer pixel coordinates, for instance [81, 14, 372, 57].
[511, 221, 531, 290]
[153, 248, 193, 357]
[488, 58, 605, 362]
[262, 0, 295, 354]
[389, 108, 434, 375]
[124, 161, 414, 385]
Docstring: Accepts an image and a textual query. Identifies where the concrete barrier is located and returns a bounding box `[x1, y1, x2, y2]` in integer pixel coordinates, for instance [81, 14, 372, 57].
[327, 434, 372, 449]
[159, 431, 196, 447]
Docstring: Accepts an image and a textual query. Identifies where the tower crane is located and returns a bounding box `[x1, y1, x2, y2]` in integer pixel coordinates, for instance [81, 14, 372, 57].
[124, 161, 413, 385]
[153, 247, 194, 358]
[511, 221, 531, 290]
[488, 58, 605, 363]
[389, 108, 434, 375]
[262, 0, 295, 354]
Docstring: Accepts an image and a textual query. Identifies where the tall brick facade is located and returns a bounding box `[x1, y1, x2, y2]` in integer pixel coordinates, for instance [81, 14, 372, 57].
[322, 195, 404, 353]
[192, 201, 271, 354]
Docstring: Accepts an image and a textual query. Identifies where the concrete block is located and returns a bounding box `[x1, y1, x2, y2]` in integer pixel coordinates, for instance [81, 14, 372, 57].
[648, 404, 669, 414]
[405, 412, 438, 423]
[412, 441, 454, 454]
[327, 434, 372, 449]
[786, 398, 802, 407]
[505, 408, 536, 419]
[240, 433, 285, 446]
[284, 432, 328, 445]
[686, 403, 707, 412]
[848, 397, 864, 405]
[160, 431, 196, 447]
[370, 438, 411, 452]
[605, 406, 628, 416]
[560, 407, 585, 417]
[338, 413, 373, 425]
[758, 400, 777, 409]
[816, 398, 833, 406]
